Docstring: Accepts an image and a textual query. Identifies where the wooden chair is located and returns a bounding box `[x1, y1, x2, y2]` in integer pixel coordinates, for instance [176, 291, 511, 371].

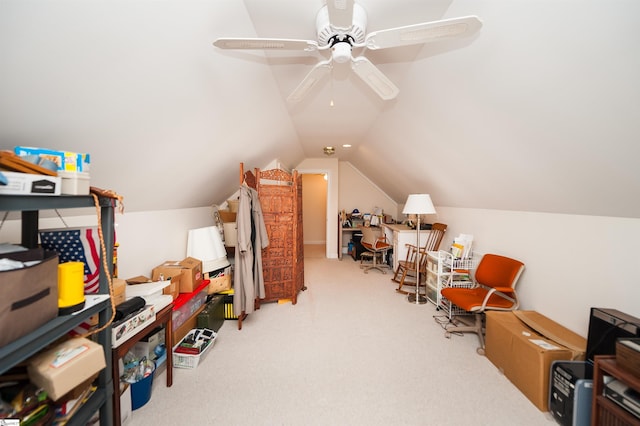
[359, 227, 391, 274]
[393, 223, 447, 294]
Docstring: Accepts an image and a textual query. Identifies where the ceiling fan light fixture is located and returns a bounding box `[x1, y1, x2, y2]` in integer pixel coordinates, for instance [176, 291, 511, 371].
[215, 5, 481, 103]
[332, 42, 352, 63]
[317, 3, 367, 46]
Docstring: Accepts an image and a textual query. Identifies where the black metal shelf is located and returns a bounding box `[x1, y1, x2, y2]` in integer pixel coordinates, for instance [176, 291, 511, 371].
[1, 194, 112, 210]
[0, 193, 115, 426]
[0, 296, 110, 375]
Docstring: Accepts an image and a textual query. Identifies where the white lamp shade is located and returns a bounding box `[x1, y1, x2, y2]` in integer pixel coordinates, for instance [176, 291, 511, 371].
[402, 194, 436, 215]
[187, 226, 230, 273]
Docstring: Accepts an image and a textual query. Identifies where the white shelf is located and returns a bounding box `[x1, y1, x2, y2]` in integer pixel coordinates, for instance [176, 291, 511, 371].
[426, 250, 478, 319]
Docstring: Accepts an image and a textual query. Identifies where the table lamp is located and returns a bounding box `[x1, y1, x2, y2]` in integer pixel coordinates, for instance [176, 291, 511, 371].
[402, 194, 436, 304]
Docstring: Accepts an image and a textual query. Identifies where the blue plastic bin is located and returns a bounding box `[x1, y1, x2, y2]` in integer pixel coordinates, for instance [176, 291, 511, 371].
[130, 361, 155, 410]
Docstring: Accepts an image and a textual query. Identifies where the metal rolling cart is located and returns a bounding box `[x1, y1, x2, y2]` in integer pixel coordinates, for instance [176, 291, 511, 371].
[426, 250, 478, 319]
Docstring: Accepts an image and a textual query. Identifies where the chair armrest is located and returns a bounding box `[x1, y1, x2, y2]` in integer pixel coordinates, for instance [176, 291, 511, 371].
[479, 287, 519, 310]
[493, 286, 516, 294]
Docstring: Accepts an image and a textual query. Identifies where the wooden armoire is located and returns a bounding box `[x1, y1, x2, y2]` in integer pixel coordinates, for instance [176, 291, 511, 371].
[255, 167, 305, 304]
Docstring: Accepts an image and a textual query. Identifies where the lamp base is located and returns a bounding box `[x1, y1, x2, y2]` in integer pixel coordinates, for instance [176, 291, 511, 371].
[407, 293, 427, 304]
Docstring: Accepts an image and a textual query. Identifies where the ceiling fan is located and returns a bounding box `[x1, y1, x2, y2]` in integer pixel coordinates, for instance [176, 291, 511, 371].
[213, 1, 482, 102]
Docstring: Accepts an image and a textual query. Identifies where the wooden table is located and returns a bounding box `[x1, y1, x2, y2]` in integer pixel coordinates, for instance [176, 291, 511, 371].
[112, 303, 173, 426]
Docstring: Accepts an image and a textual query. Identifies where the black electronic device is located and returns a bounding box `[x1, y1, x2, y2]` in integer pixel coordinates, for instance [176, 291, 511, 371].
[549, 308, 640, 426]
[200, 329, 214, 340]
[604, 379, 640, 419]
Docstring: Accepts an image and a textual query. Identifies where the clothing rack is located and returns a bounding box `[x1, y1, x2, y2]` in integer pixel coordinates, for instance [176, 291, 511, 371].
[235, 162, 258, 330]
[240, 162, 256, 190]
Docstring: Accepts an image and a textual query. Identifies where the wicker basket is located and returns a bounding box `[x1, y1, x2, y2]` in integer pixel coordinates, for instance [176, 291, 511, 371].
[172, 328, 216, 369]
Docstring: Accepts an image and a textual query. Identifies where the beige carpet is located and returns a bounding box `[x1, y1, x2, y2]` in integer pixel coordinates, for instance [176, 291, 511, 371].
[129, 247, 556, 425]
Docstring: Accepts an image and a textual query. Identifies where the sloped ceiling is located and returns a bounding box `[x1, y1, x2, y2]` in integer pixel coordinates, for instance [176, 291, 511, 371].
[1, 0, 639, 218]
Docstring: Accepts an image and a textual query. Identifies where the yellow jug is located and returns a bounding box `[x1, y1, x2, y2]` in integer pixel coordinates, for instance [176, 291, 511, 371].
[58, 261, 86, 315]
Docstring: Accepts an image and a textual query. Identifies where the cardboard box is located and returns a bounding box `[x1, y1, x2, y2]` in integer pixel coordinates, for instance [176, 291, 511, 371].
[616, 338, 640, 377]
[0, 171, 61, 196]
[27, 337, 106, 401]
[132, 327, 165, 362]
[120, 383, 132, 425]
[179, 257, 203, 293]
[151, 263, 182, 281]
[125, 276, 152, 285]
[152, 257, 203, 294]
[113, 278, 126, 306]
[485, 311, 586, 411]
[219, 210, 236, 223]
[205, 267, 232, 294]
[162, 274, 180, 300]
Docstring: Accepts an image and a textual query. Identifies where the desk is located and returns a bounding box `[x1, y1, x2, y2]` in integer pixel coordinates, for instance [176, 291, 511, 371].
[338, 226, 363, 260]
[382, 224, 433, 271]
[112, 303, 173, 426]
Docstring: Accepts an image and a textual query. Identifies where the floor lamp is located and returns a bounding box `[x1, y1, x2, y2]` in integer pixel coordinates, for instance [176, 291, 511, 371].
[402, 194, 436, 304]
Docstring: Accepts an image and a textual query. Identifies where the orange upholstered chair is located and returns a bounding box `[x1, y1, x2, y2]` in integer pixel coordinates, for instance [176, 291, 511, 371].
[441, 253, 524, 354]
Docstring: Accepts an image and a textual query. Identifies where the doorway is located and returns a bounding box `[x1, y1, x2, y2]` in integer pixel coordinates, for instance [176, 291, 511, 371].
[301, 173, 327, 258]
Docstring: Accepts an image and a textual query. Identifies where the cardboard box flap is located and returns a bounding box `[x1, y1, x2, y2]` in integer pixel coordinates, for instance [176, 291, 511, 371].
[513, 310, 586, 360]
[180, 257, 201, 269]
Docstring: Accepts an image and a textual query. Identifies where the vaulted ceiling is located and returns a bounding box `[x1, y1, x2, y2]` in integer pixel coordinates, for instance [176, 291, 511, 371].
[1, 0, 639, 218]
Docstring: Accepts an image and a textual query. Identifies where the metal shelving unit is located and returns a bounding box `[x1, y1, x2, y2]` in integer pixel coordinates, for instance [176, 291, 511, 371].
[0, 194, 115, 426]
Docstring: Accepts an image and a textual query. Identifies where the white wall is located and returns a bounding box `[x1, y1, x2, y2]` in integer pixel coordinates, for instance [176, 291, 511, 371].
[114, 207, 213, 278]
[435, 206, 640, 336]
[338, 161, 399, 221]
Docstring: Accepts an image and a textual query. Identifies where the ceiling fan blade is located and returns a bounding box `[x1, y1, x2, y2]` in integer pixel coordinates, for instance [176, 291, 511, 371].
[213, 38, 319, 52]
[326, 0, 354, 29]
[287, 60, 332, 103]
[351, 56, 399, 101]
[363, 15, 483, 50]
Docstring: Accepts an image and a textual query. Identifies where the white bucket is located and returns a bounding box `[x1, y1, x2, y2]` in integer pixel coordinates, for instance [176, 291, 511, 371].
[223, 222, 237, 247]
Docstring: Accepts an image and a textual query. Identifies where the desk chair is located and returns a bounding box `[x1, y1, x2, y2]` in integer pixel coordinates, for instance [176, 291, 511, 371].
[441, 253, 524, 355]
[393, 223, 447, 294]
[360, 227, 391, 274]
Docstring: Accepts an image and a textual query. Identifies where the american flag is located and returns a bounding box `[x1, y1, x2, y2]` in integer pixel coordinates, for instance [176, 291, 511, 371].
[39, 227, 101, 294]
